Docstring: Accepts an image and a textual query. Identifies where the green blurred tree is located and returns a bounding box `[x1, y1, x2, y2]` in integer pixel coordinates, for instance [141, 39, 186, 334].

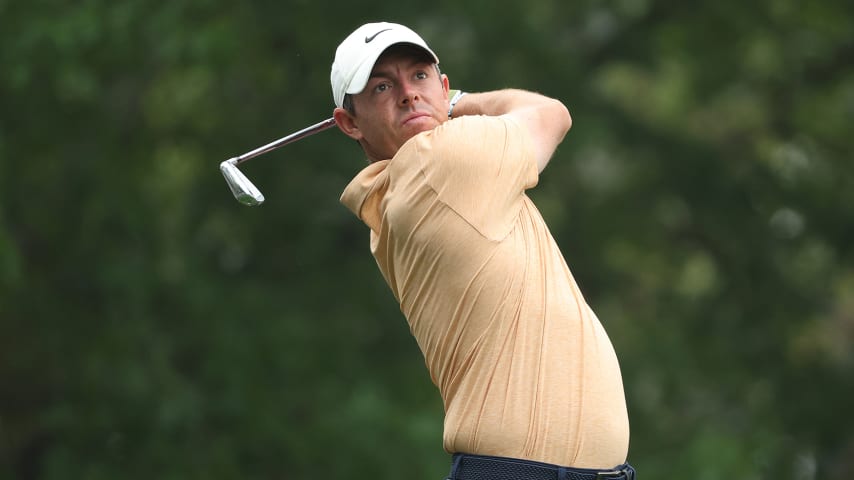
[1, 0, 852, 479]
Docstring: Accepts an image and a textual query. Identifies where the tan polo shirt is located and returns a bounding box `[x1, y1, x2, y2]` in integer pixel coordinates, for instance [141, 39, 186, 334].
[340, 115, 629, 468]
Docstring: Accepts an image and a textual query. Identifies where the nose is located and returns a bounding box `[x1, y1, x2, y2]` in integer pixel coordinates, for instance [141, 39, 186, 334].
[398, 80, 419, 106]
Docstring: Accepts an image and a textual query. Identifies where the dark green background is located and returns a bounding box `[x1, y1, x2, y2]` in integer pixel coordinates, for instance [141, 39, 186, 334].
[1, 1, 852, 478]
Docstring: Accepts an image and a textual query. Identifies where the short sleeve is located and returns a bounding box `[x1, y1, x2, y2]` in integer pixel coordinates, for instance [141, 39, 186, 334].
[411, 115, 539, 241]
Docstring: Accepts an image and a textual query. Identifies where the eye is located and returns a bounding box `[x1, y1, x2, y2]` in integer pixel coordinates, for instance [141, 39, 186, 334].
[374, 82, 390, 93]
[415, 71, 429, 80]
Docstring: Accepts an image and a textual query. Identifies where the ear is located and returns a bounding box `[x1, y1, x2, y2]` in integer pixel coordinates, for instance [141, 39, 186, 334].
[441, 74, 450, 97]
[333, 107, 363, 141]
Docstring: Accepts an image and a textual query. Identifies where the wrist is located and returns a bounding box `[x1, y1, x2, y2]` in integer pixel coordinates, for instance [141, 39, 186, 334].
[448, 90, 467, 118]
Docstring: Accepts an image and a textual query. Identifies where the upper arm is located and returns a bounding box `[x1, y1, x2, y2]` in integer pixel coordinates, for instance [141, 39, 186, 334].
[414, 116, 539, 240]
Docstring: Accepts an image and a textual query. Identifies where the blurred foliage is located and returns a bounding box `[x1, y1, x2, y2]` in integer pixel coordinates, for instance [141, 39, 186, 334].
[1, 0, 852, 479]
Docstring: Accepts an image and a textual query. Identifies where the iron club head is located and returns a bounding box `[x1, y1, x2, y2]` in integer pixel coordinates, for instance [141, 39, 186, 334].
[219, 118, 336, 206]
[220, 158, 265, 206]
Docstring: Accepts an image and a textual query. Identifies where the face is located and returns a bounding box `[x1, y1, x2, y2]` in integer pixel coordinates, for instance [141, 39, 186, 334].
[334, 48, 450, 162]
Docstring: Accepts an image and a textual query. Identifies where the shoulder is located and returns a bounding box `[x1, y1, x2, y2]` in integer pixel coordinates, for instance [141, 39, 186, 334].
[340, 160, 390, 229]
[432, 115, 527, 144]
[407, 115, 531, 166]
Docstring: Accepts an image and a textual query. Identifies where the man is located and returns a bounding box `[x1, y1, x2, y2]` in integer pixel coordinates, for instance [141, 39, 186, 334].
[331, 22, 636, 480]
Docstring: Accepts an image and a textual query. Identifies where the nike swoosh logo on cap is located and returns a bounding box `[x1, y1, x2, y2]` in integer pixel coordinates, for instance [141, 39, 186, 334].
[365, 28, 392, 43]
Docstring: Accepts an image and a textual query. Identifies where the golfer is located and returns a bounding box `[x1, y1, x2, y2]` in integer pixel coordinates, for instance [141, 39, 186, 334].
[331, 22, 635, 480]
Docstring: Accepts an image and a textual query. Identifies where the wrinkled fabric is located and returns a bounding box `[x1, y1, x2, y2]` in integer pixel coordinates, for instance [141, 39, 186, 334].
[341, 115, 629, 468]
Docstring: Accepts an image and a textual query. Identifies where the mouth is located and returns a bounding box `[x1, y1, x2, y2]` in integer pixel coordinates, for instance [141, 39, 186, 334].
[402, 112, 431, 126]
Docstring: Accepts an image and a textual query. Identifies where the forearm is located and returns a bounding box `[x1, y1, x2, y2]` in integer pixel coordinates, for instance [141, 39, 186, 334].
[449, 89, 553, 118]
[449, 89, 572, 172]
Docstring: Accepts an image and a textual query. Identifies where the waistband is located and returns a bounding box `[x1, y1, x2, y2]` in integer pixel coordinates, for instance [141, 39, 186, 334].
[447, 453, 636, 480]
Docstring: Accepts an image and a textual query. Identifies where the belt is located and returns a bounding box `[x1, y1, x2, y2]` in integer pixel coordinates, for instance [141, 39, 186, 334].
[448, 453, 636, 480]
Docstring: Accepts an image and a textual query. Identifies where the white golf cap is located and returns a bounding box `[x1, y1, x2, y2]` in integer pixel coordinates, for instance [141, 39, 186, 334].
[331, 22, 439, 108]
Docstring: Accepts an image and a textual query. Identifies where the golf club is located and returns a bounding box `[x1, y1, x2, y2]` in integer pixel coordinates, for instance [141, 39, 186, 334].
[220, 117, 337, 206]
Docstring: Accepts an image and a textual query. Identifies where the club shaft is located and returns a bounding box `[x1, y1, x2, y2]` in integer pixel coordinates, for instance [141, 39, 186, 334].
[234, 117, 336, 165]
